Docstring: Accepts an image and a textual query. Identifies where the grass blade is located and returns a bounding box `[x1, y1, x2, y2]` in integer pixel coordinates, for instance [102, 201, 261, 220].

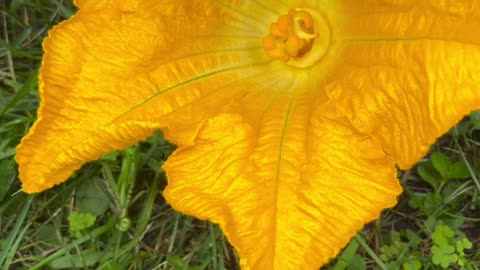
[0, 68, 39, 116]
[354, 234, 388, 270]
[0, 195, 34, 268]
[28, 217, 116, 270]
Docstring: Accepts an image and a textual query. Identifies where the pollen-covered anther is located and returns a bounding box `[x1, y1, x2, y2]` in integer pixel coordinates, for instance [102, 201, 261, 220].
[263, 8, 331, 68]
[270, 15, 290, 37]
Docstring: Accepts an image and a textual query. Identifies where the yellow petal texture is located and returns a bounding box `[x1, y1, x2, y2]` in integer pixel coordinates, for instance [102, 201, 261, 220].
[329, 0, 480, 168]
[15, 0, 480, 269]
[164, 100, 401, 269]
[341, 0, 480, 43]
[16, 0, 273, 192]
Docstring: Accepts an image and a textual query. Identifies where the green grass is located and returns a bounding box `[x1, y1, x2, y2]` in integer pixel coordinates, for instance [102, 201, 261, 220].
[1, 1, 479, 269]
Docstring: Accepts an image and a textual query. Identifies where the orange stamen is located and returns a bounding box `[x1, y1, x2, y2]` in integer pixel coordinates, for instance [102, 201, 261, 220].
[263, 9, 319, 62]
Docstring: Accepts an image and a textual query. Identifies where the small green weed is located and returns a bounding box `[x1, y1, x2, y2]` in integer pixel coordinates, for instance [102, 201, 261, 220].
[417, 152, 470, 192]
[68, 211, 96, 238]
[378, 230, 422, 270]
[431, 224, 474, 269]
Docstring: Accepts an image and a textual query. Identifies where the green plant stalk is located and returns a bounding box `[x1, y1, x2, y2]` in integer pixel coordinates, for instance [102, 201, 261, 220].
[113, 227, 123, 266]
[0, 195, 34, 268]
[118, 146, 140, 212]
[118, 153, 132, 208]
[441, 211, 480, 222]
[354, 234, 389, 270]
[168, 213, 181, 254]
[133, 172, 160, 239]
[455, 138, 480, 193]
[99, 173, 160, 268]
[72, 238, 89, 270]
[209, 223, 218, 270]
[2, 219, 31, 268]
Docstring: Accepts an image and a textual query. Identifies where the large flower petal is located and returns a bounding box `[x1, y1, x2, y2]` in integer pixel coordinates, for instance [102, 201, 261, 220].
[163, 91, 401, 269]
[326, 0, 480, 169]
[340, 0, 480, 44]
[16, 0, 274, 192]
[326, 40, 480, 169]
[17, 1, 474, 269]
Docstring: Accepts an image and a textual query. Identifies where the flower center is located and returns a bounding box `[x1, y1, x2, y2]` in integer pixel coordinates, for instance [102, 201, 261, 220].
[263, 8, 330, 68]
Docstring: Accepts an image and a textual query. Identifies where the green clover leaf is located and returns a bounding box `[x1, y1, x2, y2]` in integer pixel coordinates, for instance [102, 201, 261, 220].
[431, 244, 457, 269]
[68, 211, 96, 238]
[402, 259, 422, 270]
[456, 238, 473, 252]
[432, 225, 455, 246]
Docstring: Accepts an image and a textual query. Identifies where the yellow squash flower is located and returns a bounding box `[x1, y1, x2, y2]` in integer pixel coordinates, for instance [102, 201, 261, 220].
[16, 0, 480, 269]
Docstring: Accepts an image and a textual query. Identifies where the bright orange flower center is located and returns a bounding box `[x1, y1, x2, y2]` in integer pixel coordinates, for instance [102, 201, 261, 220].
[263, 8, 331, 68]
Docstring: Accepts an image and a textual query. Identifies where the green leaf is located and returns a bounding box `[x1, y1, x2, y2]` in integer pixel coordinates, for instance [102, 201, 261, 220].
[432, 225, 455, 246]
[0, 68, 38, 116]
[98, 261, 121, 270]
[333, 239, 361, 270]
[167, 255, 201, 270]
[447, 161, 471, 179]
[167, 255, 188, 269]
[393, 240, 407, 251]
[348, 255, 366, 270]
[431, 245, 457, 269]
[441, 217, 464, 231]
[390, 230, 402, 243]
[68, 212, 96, 238]
[462, 238, 473, 249]
[0, 159, 16, 201]
[431, 152, 451, 178]
[469, 111, 480, 130]
[402, 259, 422, 270]
[50, 249, 112, 269]
[100, 151, 120, 161]
[405, 230, 422, 246]
[422, 193, 444, 216]
[417, 162, 443, 189]
[349, 254, 367, 270]
[34, 224, 58, 245]
[75, 178, 110, 217]
[380, 245, 397, 261]
[456, 238, 473, 252]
